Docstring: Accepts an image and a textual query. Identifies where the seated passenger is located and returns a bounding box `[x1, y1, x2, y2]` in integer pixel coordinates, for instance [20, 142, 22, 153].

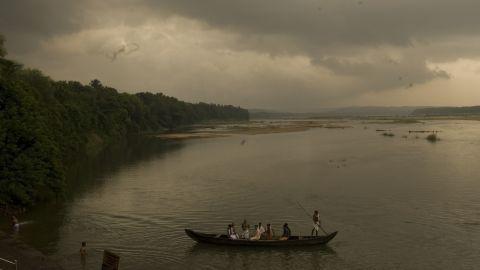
[265, 224, 275, 240]
[258, 222, 266, 239]
[279, 223, 291, 240]
[231, 223, 239, 239]
[241, 219, 248, 231]
[241, 222, 250, 239]
[228, 223, 239, 239]
[250, 225, 261, 240]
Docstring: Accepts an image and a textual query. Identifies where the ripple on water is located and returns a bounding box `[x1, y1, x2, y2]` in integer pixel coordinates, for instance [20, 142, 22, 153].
[16, 121, 480, 269]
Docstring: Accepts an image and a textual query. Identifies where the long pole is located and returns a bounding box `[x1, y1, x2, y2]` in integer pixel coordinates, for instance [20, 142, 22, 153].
[295, 201, 328, 235]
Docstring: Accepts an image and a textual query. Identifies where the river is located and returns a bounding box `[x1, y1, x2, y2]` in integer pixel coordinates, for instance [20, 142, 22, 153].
[3, 120, 480, 269]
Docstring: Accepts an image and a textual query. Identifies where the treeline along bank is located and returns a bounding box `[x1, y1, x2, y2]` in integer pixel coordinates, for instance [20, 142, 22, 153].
[0, 35, 249, 209]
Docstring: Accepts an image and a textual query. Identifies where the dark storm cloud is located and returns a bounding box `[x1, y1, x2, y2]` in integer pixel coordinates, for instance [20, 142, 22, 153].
[5, 0, 480, 56]
[0, 0, 84, 53]
[2, 0, 479, 110]
[140, 0, 475, 85]
[145, 0, 480, 49]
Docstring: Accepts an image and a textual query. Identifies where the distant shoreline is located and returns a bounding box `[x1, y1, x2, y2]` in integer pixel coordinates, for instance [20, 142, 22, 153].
[252, 115, 480, 121]
[153, 119, 352, 140]
[249, 106, 480, 119]
[153, 116, 479, 141]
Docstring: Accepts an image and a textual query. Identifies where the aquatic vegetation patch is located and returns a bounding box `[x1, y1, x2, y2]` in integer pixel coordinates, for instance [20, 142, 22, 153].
[426, 133, 439, 142]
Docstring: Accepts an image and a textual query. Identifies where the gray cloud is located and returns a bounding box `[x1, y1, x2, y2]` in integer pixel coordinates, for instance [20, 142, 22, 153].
[145, 0, 480, 48]
[313, 54, 450, 91]
[2, 0, 480, 110]
[6, 0, 480, 57]
[0, 0, 85, 53]
[142, 0, 477, 82]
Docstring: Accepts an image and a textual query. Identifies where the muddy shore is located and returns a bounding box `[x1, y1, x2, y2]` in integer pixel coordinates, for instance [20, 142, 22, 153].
[154, 119, 352, 140]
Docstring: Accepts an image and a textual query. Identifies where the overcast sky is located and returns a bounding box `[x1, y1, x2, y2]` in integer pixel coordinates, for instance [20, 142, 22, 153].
[2, 0, 480, 111]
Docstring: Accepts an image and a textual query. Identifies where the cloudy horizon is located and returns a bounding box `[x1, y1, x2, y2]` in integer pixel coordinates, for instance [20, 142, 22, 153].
[2, 0, 480, 112]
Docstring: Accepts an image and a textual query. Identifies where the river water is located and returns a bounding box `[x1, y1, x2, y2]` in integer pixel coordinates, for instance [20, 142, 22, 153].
[3, 120, 480, 269]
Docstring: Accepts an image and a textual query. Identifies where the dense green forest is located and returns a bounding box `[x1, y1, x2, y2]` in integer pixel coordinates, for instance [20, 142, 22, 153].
[412, 106, 480, 116]
[0, 35, 249, 208]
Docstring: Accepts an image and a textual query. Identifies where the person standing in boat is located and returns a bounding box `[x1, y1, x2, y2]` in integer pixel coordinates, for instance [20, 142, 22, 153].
[279, 223, 291, 240]
[311, 210, 321, 236]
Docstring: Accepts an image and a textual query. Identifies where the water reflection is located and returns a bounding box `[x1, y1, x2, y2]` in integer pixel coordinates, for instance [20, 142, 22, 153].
[183, 243, 338, 270]
[64, 137, 185, 198]
[3, 137, 185, 255]
[6, 120, 480, 269]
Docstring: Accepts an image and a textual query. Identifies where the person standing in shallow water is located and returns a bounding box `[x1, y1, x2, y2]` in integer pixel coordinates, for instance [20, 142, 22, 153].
[80, 241, 87, 255]
[80, 241, 87, 270]
[311, 210, 321, 236]
[11, 216, 19, 232]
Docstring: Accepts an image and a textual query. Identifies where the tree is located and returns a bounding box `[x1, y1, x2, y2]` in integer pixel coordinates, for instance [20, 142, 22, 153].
[0, 41, 249, 208]
[89, 79, 103, 89]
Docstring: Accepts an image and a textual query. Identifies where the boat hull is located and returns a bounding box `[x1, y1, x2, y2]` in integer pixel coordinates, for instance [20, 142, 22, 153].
[185, 229, 337, 246]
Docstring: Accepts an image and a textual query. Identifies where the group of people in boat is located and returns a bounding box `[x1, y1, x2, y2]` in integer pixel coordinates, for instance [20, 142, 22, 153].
[227, 220, 291, 240]
[226, 210, 321, 240]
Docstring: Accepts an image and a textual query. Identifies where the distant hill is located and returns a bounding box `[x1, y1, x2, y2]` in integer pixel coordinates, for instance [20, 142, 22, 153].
[412, 106, 480, 116]
[320, 106, 425, 117]
[248, 109, 323, 119]
[250, 106, 426, 119]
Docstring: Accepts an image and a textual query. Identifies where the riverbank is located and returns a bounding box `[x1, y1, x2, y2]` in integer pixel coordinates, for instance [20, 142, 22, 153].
[0, 230, 63, 270]
[154, 115, 480, 141]
[154, 120, 352, 140]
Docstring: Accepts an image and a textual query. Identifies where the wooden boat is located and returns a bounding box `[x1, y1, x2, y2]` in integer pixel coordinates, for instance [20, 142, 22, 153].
[185, 229, 337, 246]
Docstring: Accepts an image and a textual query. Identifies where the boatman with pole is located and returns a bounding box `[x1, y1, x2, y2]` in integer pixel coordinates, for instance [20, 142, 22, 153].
[295, 201, 328, 235]
[311, 210, 321, 236]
